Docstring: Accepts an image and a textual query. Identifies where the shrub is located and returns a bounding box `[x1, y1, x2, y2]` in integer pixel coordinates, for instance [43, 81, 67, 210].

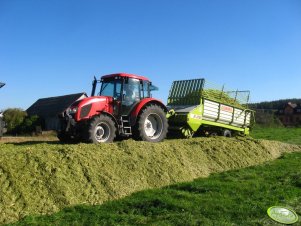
[3, 108, 27, 133]
[3, 108, 41, 135]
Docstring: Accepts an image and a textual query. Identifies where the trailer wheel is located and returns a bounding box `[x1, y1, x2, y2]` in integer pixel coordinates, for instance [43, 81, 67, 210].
[222, 129, 232, 137]
[88, 115, 116, 143]
[135, 105, 168, 142]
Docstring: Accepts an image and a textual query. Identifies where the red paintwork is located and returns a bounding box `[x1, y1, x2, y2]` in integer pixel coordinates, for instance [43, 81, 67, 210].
[131, 98, 167, 118]
[101, 73, 150, 82]
[70, 73, 166, 128]
[73, 96, 114, 121]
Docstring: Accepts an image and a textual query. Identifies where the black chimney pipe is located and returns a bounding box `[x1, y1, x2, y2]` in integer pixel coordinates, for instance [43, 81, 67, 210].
[91, 76, 97, 96]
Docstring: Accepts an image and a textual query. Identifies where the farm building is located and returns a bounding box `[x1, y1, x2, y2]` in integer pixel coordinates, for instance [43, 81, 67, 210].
[26, 93, 87, 131]
[276, 102, 301, 127]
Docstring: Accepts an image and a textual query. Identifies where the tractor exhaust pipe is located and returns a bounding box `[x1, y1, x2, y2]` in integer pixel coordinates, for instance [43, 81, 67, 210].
[91, 76, 97, 96]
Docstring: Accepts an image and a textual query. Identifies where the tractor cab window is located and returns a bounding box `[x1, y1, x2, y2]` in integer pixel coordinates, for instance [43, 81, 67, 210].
[142, 81, 150, 98]
[123, 78, 140, 105]
[121, 78, 141, 115]
[99, 79, 122, 99]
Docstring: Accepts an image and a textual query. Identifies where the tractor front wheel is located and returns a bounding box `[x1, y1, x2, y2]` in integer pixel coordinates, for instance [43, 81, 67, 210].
[135, 105, 168, 142]
[87, 115, 116, 143]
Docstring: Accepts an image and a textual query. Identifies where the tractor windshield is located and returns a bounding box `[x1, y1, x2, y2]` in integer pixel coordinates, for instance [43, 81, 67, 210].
[99, 79, 122, 99]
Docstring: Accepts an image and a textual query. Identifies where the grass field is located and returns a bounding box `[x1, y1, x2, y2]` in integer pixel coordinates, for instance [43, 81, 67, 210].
[3, 127, 301, 225]
[252, 126, 301, 145]
[2, 137, 299, 225]
[11, 151, 301, 226]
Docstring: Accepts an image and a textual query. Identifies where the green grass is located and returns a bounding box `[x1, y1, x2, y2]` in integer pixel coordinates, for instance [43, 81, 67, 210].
[252, 126, 301, 145]
[11, 151, 301, 226]
[3, 128, 301, 225]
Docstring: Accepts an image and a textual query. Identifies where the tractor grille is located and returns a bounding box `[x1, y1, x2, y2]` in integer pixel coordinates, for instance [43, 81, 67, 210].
[80, 104, 92, 119]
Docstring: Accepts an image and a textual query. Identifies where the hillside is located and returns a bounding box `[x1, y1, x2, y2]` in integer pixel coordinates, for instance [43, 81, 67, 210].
[248, 98, 301, 127]
[249, 98, 301, 110]
[1, 137, 301, 224]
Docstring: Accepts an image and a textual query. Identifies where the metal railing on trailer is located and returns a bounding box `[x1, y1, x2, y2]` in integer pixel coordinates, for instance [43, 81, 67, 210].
[167, 78, 250, 108]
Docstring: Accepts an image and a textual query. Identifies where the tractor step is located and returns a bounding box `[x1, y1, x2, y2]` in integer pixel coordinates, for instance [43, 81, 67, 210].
[120, 115, 132, 135]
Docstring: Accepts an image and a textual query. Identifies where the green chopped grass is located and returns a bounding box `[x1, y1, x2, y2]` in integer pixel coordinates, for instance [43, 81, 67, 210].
[202, 89, 245, 109]
[11, 151, 301, 226]
[1, 137, 300, 224]
[168, 89, 246, 109]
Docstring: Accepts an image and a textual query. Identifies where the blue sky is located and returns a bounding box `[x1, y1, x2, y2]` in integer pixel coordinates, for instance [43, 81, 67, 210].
[0, 0, 301, 110]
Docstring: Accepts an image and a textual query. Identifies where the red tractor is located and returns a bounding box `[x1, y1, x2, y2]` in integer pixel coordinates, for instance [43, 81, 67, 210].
[58, 73, 168, 143]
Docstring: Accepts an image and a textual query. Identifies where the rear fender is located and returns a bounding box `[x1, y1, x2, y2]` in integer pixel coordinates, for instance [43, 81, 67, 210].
[130, 98, 167, 125]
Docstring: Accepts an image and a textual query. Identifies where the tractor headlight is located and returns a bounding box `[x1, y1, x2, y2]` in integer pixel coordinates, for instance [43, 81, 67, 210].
[69, 107, 78, 115]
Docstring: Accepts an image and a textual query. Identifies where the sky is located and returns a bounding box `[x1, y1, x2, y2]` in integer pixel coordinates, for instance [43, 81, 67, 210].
[0, 0, 301, 110]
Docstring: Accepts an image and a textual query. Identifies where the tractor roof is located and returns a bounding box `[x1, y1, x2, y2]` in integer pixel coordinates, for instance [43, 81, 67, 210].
[101, 73, 150, 82]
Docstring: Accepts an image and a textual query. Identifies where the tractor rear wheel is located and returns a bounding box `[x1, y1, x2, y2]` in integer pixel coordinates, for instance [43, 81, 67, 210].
[135, 105, 168, 142]
[87, 115, 116, 143]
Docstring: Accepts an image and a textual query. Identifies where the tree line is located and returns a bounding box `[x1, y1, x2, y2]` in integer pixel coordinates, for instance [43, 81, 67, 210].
[249, 98, 301, 110]
[249, 98, 301, 127]
[1, 108, 41, 135]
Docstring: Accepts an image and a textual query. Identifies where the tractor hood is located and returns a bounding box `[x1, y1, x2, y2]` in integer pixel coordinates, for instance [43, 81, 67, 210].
[68, 96, 114, 121]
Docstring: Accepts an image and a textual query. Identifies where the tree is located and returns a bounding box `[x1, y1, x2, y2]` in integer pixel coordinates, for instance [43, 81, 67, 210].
[18, 115, 40, 134]
[3, 108, 27, 134]
[255, 110, 283, 127]
[3, 109, 41, 134]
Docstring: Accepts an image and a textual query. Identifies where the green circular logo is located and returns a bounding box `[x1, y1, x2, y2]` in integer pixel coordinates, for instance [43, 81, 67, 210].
[267, 206, 299, 224]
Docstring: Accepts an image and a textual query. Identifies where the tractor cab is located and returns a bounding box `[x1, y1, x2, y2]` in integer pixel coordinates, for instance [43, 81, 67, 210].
[92, 73, 158, 116]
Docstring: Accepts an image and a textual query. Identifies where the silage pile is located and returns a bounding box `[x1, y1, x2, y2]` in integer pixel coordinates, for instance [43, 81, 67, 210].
[171, 89, 245, 108]
[202, 89, 245, 108]
[0, 137, 301, 224]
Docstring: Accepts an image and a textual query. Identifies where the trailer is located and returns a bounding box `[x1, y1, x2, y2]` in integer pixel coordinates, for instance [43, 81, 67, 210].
[166, 78, 254, 137]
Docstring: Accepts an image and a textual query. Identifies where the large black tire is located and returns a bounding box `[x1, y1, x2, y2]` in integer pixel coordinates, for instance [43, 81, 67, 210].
[134, 105, 168, 142]
[87, 115, 116, 143]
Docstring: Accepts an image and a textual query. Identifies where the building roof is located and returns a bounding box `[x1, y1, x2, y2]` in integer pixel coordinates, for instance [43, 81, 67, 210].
[101, 73, 150, 82]
[287, 102, 298, 109]
[27, 93, 87, 117]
